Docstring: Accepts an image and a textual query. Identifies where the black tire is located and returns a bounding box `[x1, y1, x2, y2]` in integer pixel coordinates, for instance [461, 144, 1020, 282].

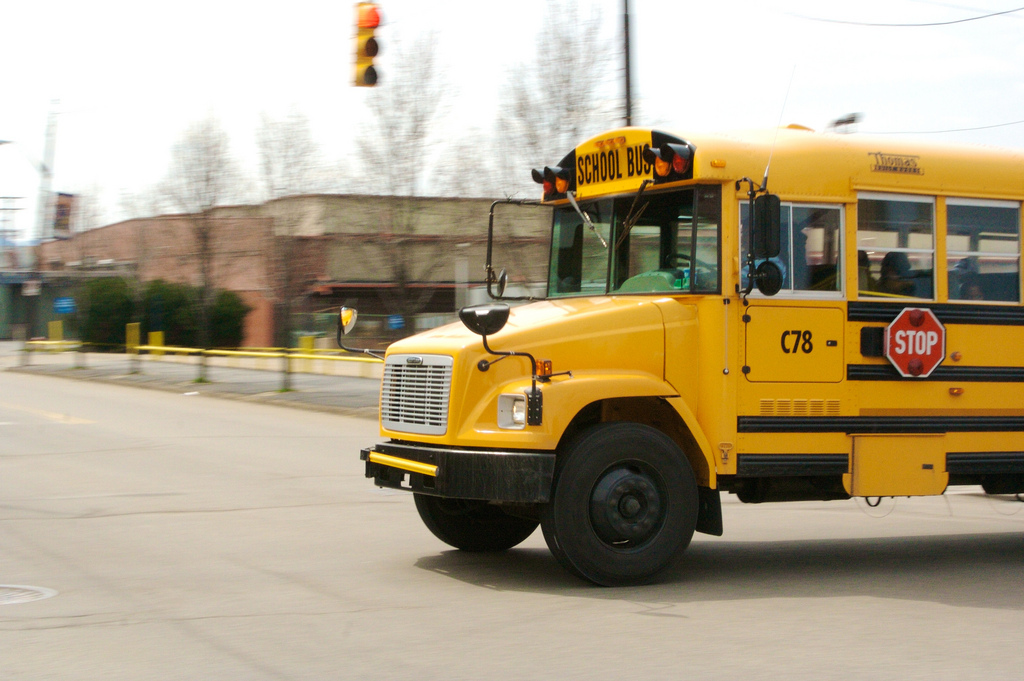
[982, 475, 1024, 495]
[540, 422, 699, 586]
[414, 494, 539, 552]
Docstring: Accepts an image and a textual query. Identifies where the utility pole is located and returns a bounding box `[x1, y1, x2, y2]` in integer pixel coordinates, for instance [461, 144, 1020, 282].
[34, 102, 58, 242]
[624, 0, 633, 126]
[0, 197, 23, 270]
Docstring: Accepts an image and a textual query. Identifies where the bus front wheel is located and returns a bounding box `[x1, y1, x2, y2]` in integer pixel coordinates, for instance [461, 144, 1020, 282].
[540, 423, 699, 586]
[414, 494, 539, 552]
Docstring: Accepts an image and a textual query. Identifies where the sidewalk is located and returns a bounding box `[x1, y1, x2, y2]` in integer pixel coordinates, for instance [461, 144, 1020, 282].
[0, 341, 382, 419]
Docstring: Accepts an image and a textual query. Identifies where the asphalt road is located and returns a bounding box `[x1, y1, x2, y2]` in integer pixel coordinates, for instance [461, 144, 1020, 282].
[3, 369, 1024, 680]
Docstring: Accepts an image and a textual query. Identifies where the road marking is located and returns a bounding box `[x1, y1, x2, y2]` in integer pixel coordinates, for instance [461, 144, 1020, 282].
[0, 401, 94, 424]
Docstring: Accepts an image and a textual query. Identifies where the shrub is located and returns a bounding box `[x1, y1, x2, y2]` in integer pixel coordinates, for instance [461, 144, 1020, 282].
[209, 290, 252, 348]
[80, 278, 134, 349]
[142, 280, 199, 347]
[142, 280, 251, 349]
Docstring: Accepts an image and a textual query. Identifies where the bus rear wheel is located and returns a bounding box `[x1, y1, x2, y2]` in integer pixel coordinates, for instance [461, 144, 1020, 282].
[414, 494, 539, 552]
[541, 423, 699, 586]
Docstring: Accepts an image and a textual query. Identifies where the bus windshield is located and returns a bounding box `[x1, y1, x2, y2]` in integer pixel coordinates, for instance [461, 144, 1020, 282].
[548, 185, 721, 297]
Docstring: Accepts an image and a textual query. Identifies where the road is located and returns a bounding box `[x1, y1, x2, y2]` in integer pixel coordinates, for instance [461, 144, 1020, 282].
[2, 369, 1024, 680]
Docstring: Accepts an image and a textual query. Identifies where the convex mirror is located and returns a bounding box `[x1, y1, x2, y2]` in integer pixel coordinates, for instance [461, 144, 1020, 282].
[753, 194, 781, 260]
[459, 303, 510, 337]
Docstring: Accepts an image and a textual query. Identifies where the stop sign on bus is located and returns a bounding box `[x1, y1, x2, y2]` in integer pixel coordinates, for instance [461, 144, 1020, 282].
[884, 307, 946, 377]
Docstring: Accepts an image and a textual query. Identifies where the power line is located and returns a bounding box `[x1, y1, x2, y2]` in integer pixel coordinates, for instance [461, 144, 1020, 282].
[794, 5, 1024, 27]
[866, 119, 1024, 134]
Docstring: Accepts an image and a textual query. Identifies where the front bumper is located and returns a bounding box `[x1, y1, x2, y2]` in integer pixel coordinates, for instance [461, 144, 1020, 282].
[360, 440, 556, 503]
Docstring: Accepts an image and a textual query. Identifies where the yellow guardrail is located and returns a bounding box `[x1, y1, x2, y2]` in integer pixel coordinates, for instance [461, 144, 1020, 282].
[20, 324, 383, 381]
[22, 341, 382, 363]
[24, 339, 82, 352]
[137, 343, 383, 382]
[136, 345, 204, 355]
[133, 346, 382, 363]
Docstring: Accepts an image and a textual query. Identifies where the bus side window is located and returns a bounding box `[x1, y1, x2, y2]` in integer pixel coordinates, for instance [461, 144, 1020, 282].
[858, 195, 935, 299]
[792, 206, 841, 292]
[740, 203, 841, 294]
[554, 223, 583, 294]
[947, 200, 1021, 303]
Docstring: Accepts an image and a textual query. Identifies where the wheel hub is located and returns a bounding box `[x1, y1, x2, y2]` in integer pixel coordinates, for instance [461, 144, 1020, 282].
[590, 467, 663, 546]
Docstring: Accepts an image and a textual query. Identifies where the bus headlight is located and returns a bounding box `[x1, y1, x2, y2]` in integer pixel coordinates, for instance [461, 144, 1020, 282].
[498, 393, 528, 430]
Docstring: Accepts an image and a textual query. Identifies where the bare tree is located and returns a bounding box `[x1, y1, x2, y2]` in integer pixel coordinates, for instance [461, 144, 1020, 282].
[161, 115, 246, 376]
[496, 2, 615, 196]
[69, 185, 106, 234]
[256, 108, 330, 349]
[355, 31, 446, 197]
[431, 129, 505, 198]
[353, 31, 456, 336]
[256, 109, 331, 200]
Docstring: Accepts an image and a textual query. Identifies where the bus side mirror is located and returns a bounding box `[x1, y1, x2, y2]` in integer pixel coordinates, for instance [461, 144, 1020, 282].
[753, 194, 781, 260]
[486, 267, 509, 299]
[754, 260, 784, 296]
[496, 269, 508, 297]
[339, 307, 358, 336]
[459, 303, 510, 337]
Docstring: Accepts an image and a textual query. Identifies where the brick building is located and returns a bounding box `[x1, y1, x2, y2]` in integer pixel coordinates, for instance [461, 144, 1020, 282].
[33, 194, 549, 346]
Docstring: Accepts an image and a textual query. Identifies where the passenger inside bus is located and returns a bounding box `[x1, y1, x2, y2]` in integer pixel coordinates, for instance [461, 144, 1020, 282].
[858, 251, 876, 292]
[959, 273, 985, 300]
[875, 252, 915, 296]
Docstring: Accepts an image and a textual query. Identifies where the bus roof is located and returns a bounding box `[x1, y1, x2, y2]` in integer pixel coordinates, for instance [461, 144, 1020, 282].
[561, 126, 1024, 204]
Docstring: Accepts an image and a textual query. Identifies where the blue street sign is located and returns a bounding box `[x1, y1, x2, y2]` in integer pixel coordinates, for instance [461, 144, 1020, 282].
[54, 296, 76, 314]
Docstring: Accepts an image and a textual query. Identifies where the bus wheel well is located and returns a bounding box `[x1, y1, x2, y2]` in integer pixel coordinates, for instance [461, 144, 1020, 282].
[558, 397, 711, 489]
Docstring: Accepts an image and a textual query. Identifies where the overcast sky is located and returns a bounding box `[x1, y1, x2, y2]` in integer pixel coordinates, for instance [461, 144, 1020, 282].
[1, 0, 1022, 240]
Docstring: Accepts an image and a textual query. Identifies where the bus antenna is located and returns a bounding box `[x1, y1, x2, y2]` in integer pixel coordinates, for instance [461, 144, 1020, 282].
[761, 66, 797, 192]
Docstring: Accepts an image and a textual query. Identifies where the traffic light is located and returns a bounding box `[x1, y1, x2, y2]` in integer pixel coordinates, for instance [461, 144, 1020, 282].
[354, 3, 381, 87]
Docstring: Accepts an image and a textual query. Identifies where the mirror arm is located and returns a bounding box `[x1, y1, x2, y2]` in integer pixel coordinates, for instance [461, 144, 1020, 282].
[335, 323, 386, 361]
[477, 334, 540, 392]
[485, 200, 499, 296]
[339, 344, 386, 361]
[486, 198, 542, 302]
[736, 177, 764, 298]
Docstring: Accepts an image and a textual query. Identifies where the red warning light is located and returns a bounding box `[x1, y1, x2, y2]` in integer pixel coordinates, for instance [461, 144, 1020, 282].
[357, 3, 380, 29]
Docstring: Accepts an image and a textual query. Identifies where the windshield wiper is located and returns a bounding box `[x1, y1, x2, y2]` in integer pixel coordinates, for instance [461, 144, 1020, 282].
[567, 191, 608, 249]
[616, 179, 652, 248]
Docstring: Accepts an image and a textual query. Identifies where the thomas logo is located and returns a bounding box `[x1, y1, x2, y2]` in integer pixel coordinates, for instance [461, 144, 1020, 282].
[870, 152, 923, 175]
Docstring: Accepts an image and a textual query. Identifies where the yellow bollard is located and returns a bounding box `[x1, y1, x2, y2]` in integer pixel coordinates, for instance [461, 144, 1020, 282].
[126, 322, 140, 354]
[148, 331, 165, 357]
[299, 335, 314, 373]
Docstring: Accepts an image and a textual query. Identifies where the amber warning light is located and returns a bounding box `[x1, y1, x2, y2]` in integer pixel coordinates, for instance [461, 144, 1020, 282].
[644, 143, 691, 178]
[531, 166, 570, 196]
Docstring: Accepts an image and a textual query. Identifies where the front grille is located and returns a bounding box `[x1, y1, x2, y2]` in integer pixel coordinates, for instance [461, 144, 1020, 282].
[381, 354, 454, 435]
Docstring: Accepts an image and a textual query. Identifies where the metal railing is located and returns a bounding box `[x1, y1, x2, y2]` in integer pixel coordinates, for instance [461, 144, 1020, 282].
[21, 322, 383, 390]
[132, 342, 383, 390]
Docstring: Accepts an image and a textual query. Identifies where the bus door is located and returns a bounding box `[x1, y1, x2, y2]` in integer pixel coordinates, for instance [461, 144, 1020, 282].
[736, 203, 853, 497]
[743, 305, 844, 383]
[740, 203, 846, 383]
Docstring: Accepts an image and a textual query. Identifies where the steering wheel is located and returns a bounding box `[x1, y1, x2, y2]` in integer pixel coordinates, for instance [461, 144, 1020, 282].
[669, 253, 691, 267]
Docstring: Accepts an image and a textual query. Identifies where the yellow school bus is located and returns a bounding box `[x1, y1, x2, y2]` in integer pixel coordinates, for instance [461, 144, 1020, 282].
[349, 125, 1024, 585]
